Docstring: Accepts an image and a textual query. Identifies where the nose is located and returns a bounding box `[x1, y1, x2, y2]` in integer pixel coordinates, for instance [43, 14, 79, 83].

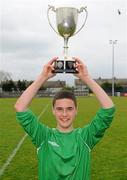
[63, 109, 67, 116]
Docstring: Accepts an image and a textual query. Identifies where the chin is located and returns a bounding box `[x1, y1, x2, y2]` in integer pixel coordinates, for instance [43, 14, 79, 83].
[60, 123, 72, 129]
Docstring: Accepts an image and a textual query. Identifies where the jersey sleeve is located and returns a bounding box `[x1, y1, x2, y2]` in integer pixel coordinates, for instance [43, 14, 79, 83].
[80, 106, 116, 150]
[16, 109, 49, 148]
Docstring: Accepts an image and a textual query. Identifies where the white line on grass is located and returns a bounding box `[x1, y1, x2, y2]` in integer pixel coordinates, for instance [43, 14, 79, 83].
[0, 104, 49, 177]
[0, 134, 27, 177]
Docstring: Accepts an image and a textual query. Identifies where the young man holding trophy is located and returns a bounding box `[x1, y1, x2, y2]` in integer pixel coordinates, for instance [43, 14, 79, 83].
[15, 57, 115, 180]
[14, 5, 115, 180]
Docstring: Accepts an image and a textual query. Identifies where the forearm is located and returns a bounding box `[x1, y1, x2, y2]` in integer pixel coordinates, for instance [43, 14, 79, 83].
[15, 75, 47, 112]
[81, 75, 114, 108]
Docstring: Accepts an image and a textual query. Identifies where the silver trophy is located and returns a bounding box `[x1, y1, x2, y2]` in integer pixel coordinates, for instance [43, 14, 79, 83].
[47, 5, 88, 73]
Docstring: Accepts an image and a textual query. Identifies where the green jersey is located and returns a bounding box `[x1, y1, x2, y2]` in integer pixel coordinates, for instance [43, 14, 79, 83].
[16, 106, 115, 180]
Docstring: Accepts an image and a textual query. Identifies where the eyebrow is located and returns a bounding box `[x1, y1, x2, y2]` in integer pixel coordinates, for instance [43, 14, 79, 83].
[55, 106, 74, 109]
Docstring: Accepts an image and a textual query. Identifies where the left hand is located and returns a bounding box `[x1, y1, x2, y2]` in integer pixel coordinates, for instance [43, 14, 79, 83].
[73, 57, 89, 80]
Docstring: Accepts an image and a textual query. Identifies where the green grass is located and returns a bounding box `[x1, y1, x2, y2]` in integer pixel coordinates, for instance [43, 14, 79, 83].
[0, 97, 127, 179]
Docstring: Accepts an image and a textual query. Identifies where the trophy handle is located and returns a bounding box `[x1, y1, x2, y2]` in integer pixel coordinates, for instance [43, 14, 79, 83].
[73, 7, 88, 36]
[47, 5, 60, 36]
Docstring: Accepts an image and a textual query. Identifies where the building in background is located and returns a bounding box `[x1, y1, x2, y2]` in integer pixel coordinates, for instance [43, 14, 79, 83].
[0, 78, 127, 97]
[74, 78, 127, 96]
[95, 77, 127, 86]
[40, 80, 66, 97]
[74, 79, 89, 96]
[95, 77, 127, 96]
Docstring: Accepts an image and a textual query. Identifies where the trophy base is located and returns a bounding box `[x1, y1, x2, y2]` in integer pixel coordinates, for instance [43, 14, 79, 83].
[53, 60, 78, 73]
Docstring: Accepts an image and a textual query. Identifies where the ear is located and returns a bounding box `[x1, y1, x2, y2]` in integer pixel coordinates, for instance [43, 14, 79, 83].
[52, 106, 55, 115]
[75, 106, 78, 115]
[75, 110, 77, 116]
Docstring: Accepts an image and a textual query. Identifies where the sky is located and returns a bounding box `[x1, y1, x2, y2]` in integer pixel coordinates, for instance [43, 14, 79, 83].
[0, 0, 127, 85]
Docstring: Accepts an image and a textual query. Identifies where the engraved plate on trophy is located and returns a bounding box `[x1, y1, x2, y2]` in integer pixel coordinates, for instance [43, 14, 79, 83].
[47, 5, 88, 73]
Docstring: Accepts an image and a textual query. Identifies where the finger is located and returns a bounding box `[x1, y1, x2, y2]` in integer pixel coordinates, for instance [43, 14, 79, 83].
[75, 61, 80, 66]
[47, 64, 54, 71]
[75, 64, 82, 69]
[48, 57, 58, 65]
[73, 57, 86, 66]
[50, 65, 55, 71]
[72, 57, 82, 63]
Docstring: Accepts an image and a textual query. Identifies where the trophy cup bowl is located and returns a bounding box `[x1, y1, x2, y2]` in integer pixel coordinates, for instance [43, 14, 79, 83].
[56, 7, 78, 38]
[47, 5, 88, 73]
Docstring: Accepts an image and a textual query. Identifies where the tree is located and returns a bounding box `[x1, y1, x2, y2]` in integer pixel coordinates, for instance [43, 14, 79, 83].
[115, 83, 124, 92]
[2, 80, 17, 92]
[101, 82, 124, 93]
[17, 80, 27, 91]
[101, 82, 112, 93]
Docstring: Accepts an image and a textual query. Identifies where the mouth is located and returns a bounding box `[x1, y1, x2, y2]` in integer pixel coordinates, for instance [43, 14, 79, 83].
[60, 118, 70, 122]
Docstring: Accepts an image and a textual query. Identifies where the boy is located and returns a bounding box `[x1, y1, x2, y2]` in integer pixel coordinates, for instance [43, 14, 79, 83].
[15, 57, 115, 180]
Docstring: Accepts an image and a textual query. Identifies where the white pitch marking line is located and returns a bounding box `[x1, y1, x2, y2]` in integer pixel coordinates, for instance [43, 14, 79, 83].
[0, 104, 49, 177]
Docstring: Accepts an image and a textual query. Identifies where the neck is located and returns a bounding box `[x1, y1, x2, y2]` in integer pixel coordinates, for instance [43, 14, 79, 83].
[56, 125, 74, 133]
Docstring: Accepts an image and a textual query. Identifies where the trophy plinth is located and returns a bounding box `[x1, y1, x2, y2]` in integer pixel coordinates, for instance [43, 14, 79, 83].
[53, 60, 78, 73]
[47, 5, 88, 73]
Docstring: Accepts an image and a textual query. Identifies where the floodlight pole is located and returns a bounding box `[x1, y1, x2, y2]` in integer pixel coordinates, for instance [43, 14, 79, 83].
[109, 40, 117, 97]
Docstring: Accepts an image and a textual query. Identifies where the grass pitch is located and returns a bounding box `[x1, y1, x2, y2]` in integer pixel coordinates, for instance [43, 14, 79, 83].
[0, 97, 127, 179]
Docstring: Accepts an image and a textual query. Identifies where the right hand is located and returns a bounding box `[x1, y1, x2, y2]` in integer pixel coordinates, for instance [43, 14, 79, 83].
[41, 57, 58, 80]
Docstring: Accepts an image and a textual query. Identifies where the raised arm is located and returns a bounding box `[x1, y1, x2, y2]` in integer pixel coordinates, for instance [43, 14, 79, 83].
[14, 57, 58, 112]
[73, 57, 114, 109]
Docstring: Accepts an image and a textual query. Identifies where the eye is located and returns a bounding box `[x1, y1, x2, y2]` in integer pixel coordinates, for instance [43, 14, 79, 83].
[56, 107, 63, 111]
[67, 107, 73, 111]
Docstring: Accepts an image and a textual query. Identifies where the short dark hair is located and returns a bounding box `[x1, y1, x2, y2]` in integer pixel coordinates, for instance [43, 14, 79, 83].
[53, 90, 77, 107]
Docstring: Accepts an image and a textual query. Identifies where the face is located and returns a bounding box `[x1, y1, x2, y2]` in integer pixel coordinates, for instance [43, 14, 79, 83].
[52, 98, 77, 132]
